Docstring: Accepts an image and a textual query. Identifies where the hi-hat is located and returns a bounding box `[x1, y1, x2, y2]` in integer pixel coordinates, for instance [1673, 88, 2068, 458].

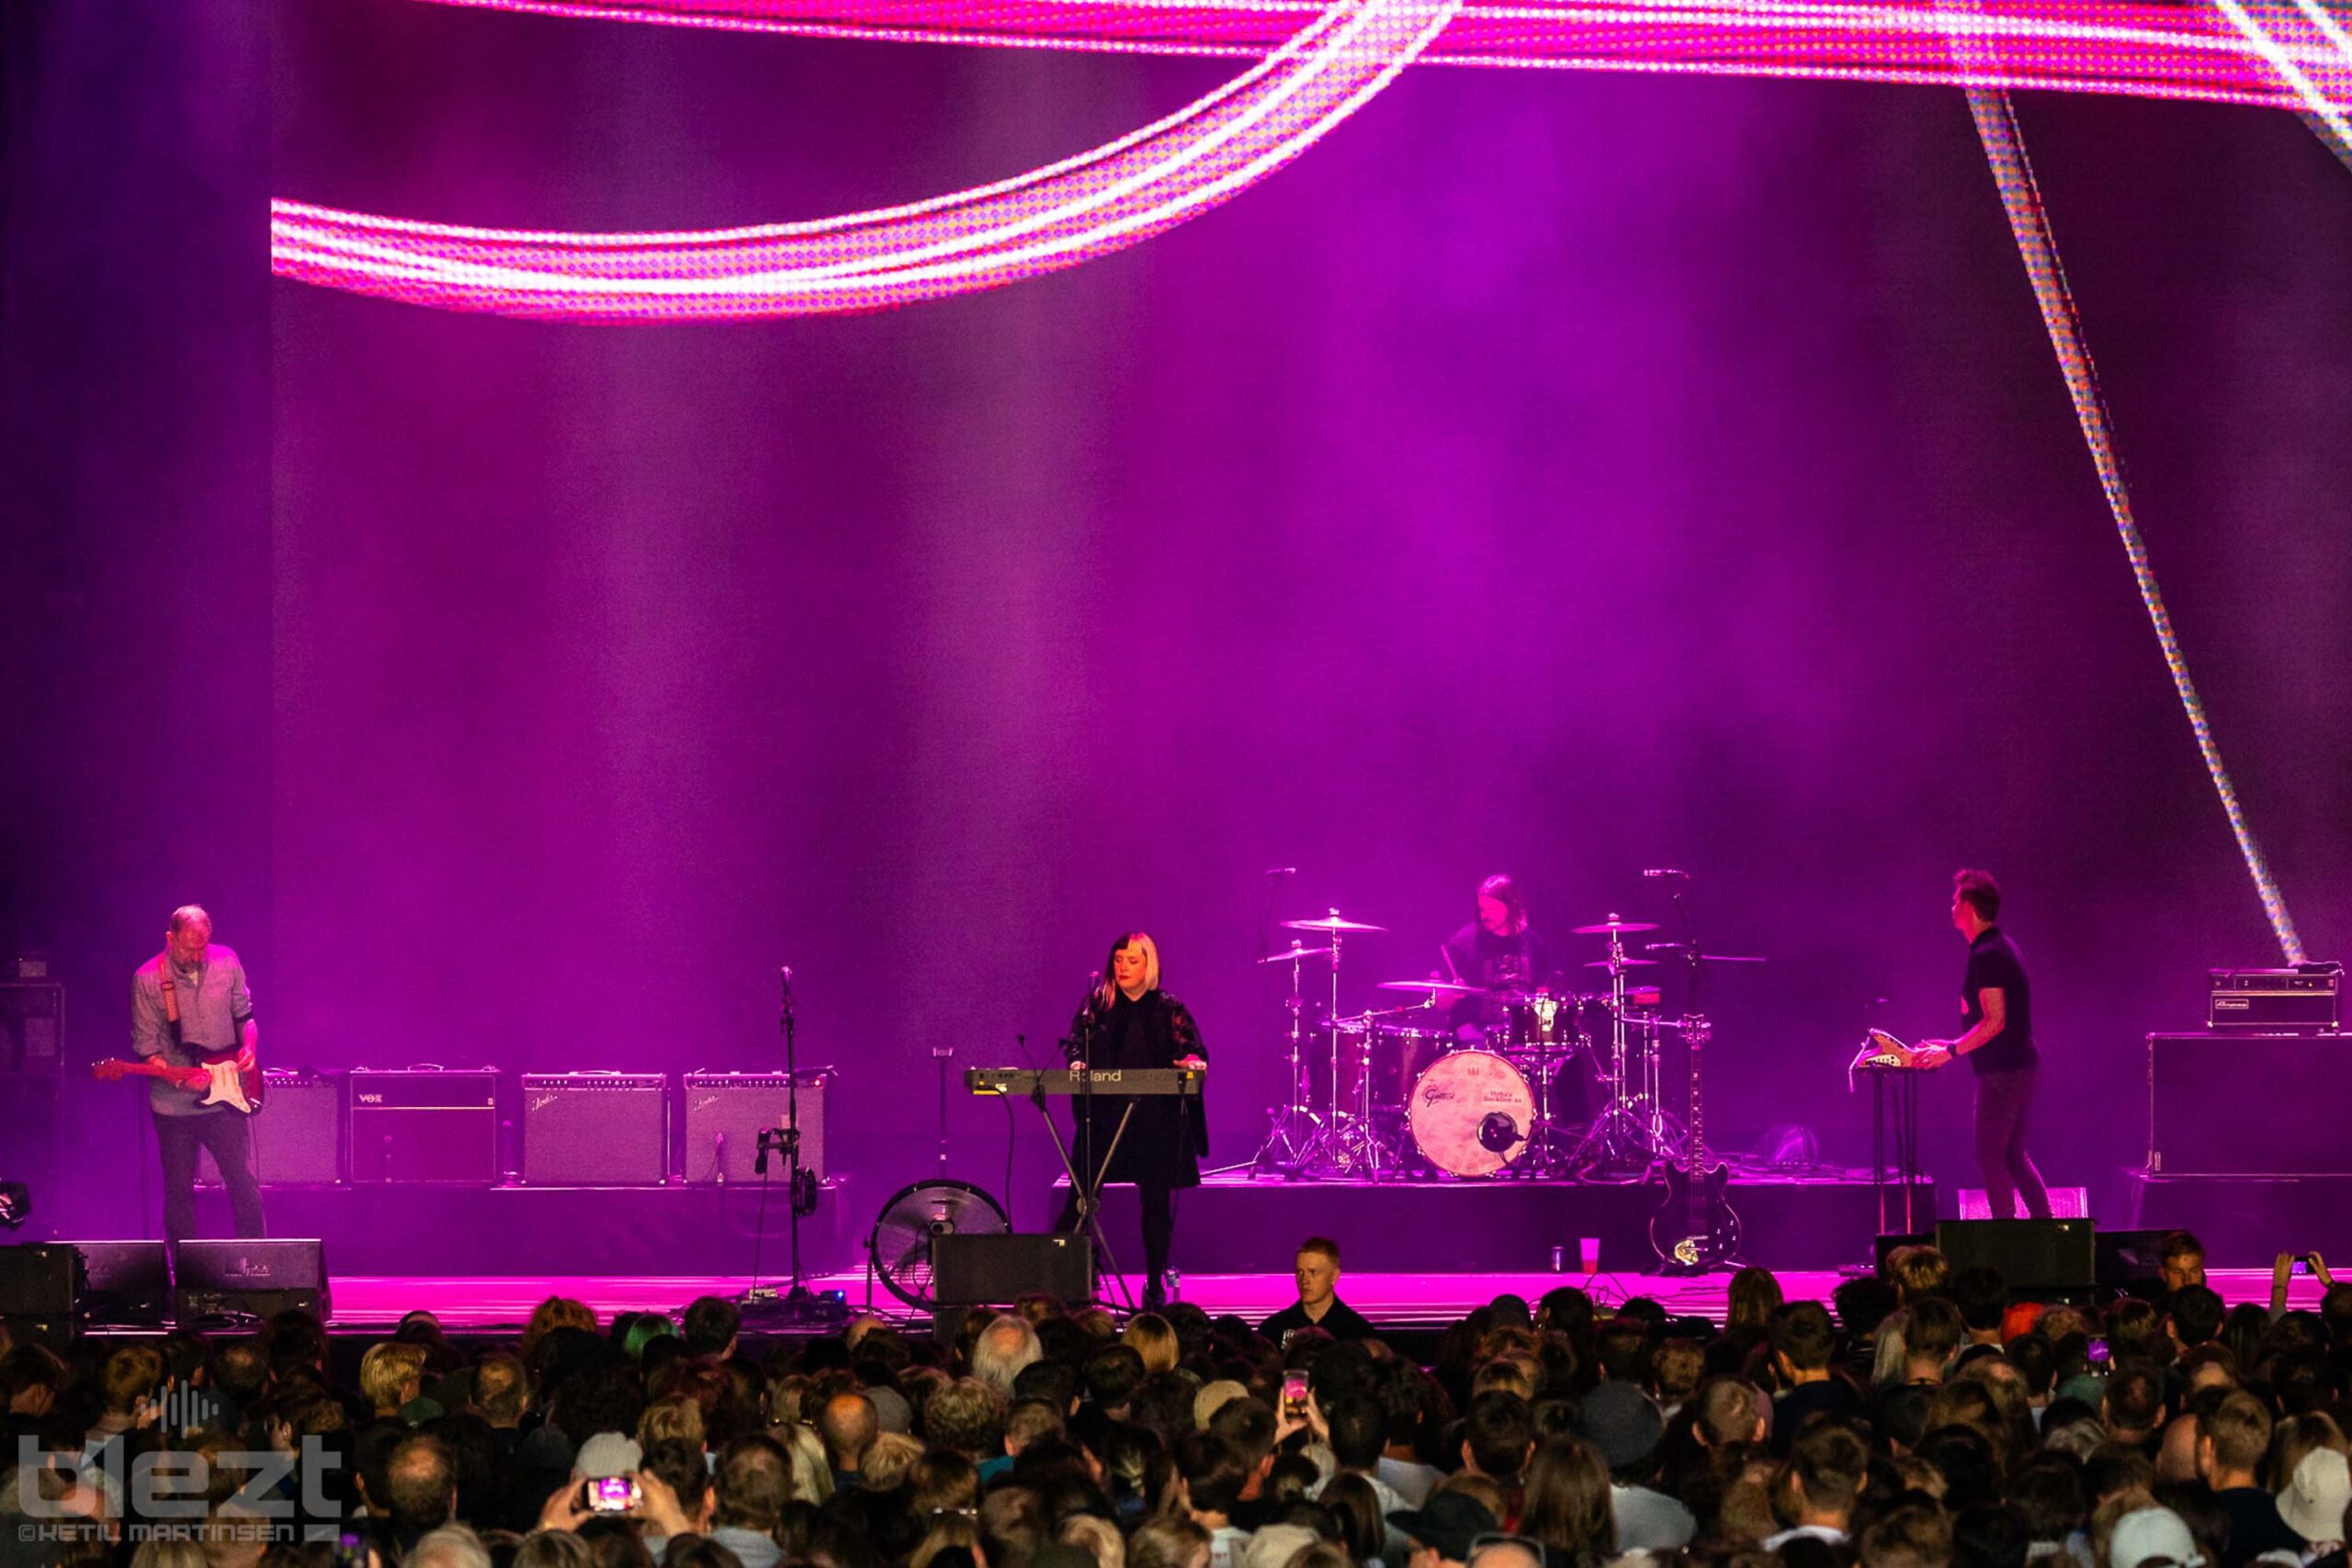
[1572, 917, 1659, 935]
[1375, 978, 1480, 996]
[1283, 911, 1388, 933]
[1260, 944, 1334, 965]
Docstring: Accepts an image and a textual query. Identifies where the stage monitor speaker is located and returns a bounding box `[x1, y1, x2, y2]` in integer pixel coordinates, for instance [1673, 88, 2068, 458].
[348, 1068, 500, 1182]
[522, 1074, 669, 1185]
[2150, 1034, 2348, 1175]
[682, 1071, 829, 1183]
[75, 1239, 173, 1325]
[200, 1069, 344, 1186]
[931, 1234, 1092, 1306]
[0, 1244, 82, 1316]
[1935, 1218, 2095, 1293]
[173, 1238, 329, 1321]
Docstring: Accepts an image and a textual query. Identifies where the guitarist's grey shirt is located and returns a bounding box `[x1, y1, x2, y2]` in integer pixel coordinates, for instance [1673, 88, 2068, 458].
[130, 946, 253, 1116]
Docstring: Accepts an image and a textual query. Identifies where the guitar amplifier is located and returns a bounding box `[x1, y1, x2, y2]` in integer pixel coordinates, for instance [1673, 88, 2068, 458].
[682, 1070, 830, 1184]
[522, 1073, 669, 1185]
[2209, 967, 2340, 1032]
[2150, 1033, 2349, 1174]
[348, 1068, 500, 1183]
[200, 1068, 344, 1186]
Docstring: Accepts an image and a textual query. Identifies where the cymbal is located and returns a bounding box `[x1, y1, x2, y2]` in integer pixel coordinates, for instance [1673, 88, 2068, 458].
[1571, 918, 1658, 935]
[1283, 911, 1388, 933]
[1375, 978, 1480, 996]
[1586, 957, 1658, 969]
[1259, 944, 1334, 965]
[1645, 942, 1767, 963]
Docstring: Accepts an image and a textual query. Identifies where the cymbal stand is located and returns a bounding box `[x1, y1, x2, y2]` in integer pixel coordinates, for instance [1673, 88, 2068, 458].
[1572, 918, 1675, 1173]
[1252, 947, 1324, 1175]
[1295, 918, 1394, 1178]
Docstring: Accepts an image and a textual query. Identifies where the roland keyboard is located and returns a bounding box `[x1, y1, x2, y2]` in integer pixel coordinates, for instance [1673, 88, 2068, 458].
[967, 1066, 1205, 1097]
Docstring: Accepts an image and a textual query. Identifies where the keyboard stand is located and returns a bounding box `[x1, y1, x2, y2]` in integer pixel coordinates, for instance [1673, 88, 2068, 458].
[1028, 1077, 1143, 1314]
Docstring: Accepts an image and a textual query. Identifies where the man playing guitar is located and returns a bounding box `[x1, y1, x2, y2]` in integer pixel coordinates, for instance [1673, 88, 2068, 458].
[126, 905, 266, 1246]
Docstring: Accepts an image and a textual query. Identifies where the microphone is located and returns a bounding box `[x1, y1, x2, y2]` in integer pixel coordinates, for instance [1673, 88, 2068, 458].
[780, 965, 793, 999]
[1642, 868, 1690, 879]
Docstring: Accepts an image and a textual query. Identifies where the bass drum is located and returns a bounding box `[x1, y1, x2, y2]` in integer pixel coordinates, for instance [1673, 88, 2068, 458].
[1408, 1050, 1535, 1178]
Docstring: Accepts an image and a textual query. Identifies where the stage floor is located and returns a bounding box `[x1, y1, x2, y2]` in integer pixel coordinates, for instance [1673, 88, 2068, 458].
[323, 1266, 2323, 1333]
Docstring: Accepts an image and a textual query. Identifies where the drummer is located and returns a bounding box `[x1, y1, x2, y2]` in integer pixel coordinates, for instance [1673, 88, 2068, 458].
[1440, 873, 1555, 1038]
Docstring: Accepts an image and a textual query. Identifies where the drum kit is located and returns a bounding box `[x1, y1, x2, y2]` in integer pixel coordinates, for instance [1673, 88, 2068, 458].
[1252, 908, 1724, 1181]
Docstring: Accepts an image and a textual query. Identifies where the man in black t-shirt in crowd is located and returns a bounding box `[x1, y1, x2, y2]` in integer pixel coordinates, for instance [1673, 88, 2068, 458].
[1259, 1235, 1374, 1348]
[1913, 867, 2051, 1219]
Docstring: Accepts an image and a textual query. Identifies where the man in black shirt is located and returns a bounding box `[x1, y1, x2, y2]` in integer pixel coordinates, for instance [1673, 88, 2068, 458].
[1259, 1235, 1375, 1347]
[1914, 869, 2050, 1219]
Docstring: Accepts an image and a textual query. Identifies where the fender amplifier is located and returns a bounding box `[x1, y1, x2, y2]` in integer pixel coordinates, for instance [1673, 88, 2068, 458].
[522, 1073, 669, 1185]
[348, 1068, 500, 1183]
[2209, 967, 2340, 1031]
[201, 1068, 344, 1186]
[682, 1070, 829, 1184]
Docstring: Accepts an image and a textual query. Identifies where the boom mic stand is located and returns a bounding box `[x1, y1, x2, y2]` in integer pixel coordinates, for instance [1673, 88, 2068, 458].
[741, 964, 845, 1328]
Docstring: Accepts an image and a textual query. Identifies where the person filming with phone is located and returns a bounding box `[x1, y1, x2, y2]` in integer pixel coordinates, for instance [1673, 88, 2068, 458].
[1260, 1235, 1374, 1347]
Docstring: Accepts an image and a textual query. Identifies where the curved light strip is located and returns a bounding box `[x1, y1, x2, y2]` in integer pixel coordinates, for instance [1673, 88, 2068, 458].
[1967, 81, 2307, 962]
[275, 0, 2351, 320]
[276, 0, 1461, 320]
[400, 0, 2352, 111]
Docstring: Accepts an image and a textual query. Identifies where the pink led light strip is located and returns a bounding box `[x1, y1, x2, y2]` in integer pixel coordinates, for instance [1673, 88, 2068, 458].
[275, 0, 2352, 320]
[404, 0, 2352, 109]
[276, 0, 1462, 320]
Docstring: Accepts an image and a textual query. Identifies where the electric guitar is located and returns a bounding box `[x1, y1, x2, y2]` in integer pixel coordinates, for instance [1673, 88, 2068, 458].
[93, 1046, 265, 1114]
[1650, 1016, 1739, 1271]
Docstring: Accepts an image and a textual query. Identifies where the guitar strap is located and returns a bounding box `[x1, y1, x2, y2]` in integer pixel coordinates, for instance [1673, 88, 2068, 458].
[159, 962, 185, 1046]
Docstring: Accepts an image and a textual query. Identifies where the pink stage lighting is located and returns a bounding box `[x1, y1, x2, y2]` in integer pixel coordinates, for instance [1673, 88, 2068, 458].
[275, 0, 2352, 321]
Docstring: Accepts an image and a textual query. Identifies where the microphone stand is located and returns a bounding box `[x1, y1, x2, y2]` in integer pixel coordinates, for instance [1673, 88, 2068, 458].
[741, 965, 844, 1328]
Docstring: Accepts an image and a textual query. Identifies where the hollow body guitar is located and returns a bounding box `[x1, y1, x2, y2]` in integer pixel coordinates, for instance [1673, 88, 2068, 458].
[1649, 1019, 1739, 1271]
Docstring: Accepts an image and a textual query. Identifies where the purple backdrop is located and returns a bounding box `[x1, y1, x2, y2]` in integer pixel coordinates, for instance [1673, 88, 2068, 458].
[6, 0, 2350, 1255]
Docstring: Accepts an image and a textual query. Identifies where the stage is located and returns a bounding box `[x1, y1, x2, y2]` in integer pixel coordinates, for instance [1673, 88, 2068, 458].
[316, 1266, 2325, 1335]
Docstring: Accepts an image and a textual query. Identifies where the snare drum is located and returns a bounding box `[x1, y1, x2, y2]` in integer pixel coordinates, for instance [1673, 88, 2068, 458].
[1408, 1050, 1535, 1178]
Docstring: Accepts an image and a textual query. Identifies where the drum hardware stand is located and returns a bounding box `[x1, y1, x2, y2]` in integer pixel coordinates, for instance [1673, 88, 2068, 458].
[1252, 943, 1329, 1176]
[1292, 915, 1395, 1179]
[1571, 919, 1683, 1175]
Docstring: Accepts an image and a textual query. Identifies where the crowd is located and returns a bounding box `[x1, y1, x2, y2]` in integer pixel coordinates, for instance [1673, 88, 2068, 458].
[6, 1230, 2352, 1568]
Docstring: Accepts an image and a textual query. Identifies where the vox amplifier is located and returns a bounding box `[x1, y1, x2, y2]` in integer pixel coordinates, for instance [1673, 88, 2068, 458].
[348, 1068, 500, 1182]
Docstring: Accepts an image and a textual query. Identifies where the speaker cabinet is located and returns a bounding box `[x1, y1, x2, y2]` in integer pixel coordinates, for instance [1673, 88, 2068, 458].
[2150, 1033, 2349, 1175]
[0, 1244, 81, 1316]
[932, 1234, 1093, 1306]
[522, 1074, 668, 1185]
[348, 1068, 500, 1182]
[174, 1237, 329, 1320]
[75, 1239, 173, 1325]
[200, 1069, 344, 1186]
[682, 1071, 828, 1183]
[1935, 1218, 2095, 1293]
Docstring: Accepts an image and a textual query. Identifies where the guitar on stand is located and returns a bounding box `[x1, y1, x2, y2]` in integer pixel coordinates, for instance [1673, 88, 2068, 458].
[1650, 1013, 1738, 1272]
[93, 1044, 264, 1114]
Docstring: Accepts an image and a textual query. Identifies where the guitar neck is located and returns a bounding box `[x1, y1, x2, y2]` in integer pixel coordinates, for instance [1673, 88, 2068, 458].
[108, 1058, 182, 1082]
[1688, 1034, 1705, 1173]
